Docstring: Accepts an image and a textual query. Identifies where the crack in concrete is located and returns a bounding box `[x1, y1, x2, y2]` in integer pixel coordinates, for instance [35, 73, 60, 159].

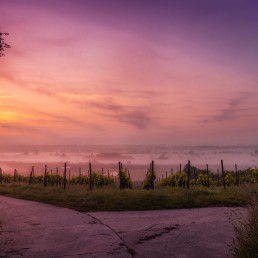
[144, 223, 159, 231]
[49, 251, 112, 257]
[86, 213, 136, 258]
[138, 225, 179, 244]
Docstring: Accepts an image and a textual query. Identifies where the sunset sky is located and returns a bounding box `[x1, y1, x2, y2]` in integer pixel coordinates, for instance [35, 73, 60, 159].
[1, 0, 258, 145]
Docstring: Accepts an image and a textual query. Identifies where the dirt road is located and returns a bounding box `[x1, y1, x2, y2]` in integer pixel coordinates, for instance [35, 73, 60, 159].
[0, 196, 245, 257]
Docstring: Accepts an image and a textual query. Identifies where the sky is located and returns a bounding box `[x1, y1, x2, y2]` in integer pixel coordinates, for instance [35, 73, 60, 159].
[0, 0, 258, 145]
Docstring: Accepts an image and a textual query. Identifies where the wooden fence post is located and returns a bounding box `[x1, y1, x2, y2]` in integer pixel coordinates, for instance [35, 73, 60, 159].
[68, 169, 71, 189]
[44, 165, 47, 187]
[217, 169, 220, 187]
[29, 166, 34, 185]
[221, 160, 226, 190]
[0, 168, 2, 183]
[187, 160, 190, 189]
[206, 164, 209, 188]
[151, 160, 154, 189]
[89, 162, 92, 190]
[118, 162, 121, 189]
[63, 163, 67, 189]
[235, 164, 238, 186]
[13, 169, 18, 182]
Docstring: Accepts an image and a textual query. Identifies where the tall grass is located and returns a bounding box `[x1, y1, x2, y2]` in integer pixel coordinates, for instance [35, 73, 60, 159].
[231, 195, 258, 258]
[0, 184, 255, 212]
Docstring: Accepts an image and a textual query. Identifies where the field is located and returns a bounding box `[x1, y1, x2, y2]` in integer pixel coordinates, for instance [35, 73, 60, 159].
[0, 163, 257, 211]
[0, 184, 256, 212]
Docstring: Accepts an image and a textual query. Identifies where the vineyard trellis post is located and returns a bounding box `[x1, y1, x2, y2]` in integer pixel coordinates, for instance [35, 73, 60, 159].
[79, 167, 82, 185]
[44, 165, 47, 187]
[118, 161, 122, 189]
[187, 160, 190, 189]
[63, 163, 67, 189]
[206, 164, 209, 188]
[0, 168, 2, 183]
[89, 162, 92, 191]
[13, 169, 17, 182]
[221, 160, 226, 190]
[29, 166, 34, 185]
[68, 169, 71, 189]
[151, 160, 154, 189]
[217, 169, 220, 187]
[235, 164, 238, 186]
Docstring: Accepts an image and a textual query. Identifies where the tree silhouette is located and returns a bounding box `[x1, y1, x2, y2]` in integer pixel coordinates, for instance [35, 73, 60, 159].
[0, 32, 11, 57]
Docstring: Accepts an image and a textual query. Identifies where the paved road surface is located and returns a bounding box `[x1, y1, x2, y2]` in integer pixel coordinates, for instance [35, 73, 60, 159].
[0, 196, 245, 257]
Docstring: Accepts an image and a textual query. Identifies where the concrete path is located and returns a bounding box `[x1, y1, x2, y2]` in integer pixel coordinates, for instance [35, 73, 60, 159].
[0, 196, 245, 258]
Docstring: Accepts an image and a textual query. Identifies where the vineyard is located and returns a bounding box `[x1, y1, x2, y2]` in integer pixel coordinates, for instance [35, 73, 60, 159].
[0, 160, 257, 190]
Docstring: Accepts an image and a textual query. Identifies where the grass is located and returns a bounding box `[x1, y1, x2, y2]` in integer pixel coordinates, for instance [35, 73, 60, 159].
[0, 183, 256, 212]
[230, 196, 258, 258]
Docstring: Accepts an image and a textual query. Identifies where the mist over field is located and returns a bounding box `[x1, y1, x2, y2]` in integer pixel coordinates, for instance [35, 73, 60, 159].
[1, 145, 257, 181]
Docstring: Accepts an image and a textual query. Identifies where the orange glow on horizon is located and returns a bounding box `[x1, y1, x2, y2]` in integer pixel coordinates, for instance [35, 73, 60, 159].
[0, 1, 258, 145]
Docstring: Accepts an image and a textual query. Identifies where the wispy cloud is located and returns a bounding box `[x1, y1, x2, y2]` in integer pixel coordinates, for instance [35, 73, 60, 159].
[110, 109, 151, 129]
[200, 91, 257, 123]
[0, 69, 58, 97]
[32, 110, 99, 129]
[106, 88, 161, 98]
[89, 101, 154, 129]
[56, 91, 156, 129]
[0, 122, 38, 133]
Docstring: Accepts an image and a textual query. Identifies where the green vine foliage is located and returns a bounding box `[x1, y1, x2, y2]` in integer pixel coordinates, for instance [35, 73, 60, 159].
[159, 172, 187, 187]
[224, 172, 235, 186]
[196, 173, 209, 186]
[251, 168, 258, 183]
[142, 169, 156, 189]
[158, 168, 258, 187]
[119, 168, 133, 189]
[0, 170, 115, 187]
